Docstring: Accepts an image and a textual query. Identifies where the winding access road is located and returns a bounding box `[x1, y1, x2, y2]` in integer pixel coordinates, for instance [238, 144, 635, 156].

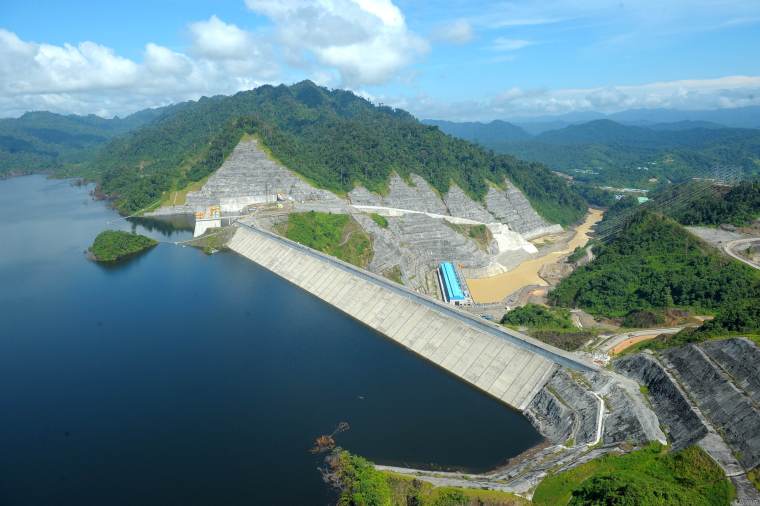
[724, 237, 760, 270]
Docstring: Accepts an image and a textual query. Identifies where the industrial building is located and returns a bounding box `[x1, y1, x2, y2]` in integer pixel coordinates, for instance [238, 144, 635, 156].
[437, 262, 471, 305]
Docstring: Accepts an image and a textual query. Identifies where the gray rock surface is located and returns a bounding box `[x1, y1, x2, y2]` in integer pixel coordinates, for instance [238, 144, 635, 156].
[662, 343, 760, 469]
[186, 139, 340, 211]
[526, 369, 598, 445]
[442, 185, 495, 223]
[615, 353, 707, 450]
[701, 338, 760, 405]
[484, 183, 563, 238]
[349, 174, 448, 215]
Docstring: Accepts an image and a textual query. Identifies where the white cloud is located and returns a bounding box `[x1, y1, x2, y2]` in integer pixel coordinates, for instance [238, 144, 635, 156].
[245, 0, 428, 85]
[432, 19, 473, 44]
[398, 75, 760, 121]
[490, 37, 532, 51]
[0, 26, 279, 118]
[189, 15, 254, 60]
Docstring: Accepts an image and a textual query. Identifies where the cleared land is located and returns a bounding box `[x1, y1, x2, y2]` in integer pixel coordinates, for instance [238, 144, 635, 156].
[467, 209, 603, 303]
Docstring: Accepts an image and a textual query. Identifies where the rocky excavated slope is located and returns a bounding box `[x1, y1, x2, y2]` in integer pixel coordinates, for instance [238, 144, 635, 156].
[615, 338, 760, 503]
[151, 139, 563, 296]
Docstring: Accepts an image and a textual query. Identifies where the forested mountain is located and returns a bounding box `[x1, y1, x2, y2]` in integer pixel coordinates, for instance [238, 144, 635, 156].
[0, 108, 178, 178]
[89, 81, 586, 222]
[431, 118, 760, 188]
[549, 212, 760, 320]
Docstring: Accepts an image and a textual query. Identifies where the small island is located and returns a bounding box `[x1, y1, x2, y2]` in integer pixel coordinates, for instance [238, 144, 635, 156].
[89, 230, 157, 262]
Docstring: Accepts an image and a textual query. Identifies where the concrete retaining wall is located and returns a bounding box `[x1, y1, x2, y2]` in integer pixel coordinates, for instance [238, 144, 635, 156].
[228, 224, 596, 410]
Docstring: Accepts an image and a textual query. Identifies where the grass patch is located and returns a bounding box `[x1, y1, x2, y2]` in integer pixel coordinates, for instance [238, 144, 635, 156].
[160, 173, 211, 206]
[278, 211, 373, 268]
[501, 304, 594, 351]
[748, 467, 760, 492]
[383, 265, 404, 285]
[530, 329, 597, 352]
[370, 213, 389, 228]
[329, 450, 528, 506]
[88, 230, 157, 262]
[188, 226, 235, 254]
[533, 443, 735, 506]
[445, 222, 493, 251]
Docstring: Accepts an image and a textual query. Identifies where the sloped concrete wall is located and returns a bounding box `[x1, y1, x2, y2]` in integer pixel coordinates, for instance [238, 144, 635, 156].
[226, 224, 595, 410]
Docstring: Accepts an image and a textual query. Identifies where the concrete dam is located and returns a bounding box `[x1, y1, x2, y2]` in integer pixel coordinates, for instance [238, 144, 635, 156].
[228, 221, 597, 411]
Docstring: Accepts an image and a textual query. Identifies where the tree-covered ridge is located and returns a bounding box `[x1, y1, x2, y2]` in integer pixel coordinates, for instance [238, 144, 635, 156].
[433, 117, 760, 189]
[88, 230, 157, 262]
[0, 108, 177, 179]
[665, 180, 760, 226]
[90, 81, 586, 223]
[549, 212, 760, 318]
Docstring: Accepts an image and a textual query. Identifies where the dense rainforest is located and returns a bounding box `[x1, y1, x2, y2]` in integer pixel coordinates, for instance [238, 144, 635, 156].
[0, 108, 178, 178]
[549, 211, 760, 319]
[1, 82, 587, 225]
[89, 81, 587, 223]
[598, 180, 760, 232]
[431, 118, 760, 189]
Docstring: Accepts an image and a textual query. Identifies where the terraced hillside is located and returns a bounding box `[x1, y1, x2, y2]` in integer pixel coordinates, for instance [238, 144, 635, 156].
[158, 138, 561, 295]
[89, 81, 586, 223]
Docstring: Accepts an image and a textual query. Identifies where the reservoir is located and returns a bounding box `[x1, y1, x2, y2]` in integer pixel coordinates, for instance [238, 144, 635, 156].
[0, 175, 542, 505]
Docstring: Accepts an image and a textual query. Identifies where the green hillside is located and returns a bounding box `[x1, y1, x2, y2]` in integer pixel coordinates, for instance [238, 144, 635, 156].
[0, 108, 176, 179]
[433, 118, 760, 188]
[88, 81, 587, 223]
[549, 211, 760, 318]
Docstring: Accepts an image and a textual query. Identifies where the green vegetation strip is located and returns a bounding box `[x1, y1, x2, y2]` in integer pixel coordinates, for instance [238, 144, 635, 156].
[533, 443, 735, 506]
[277, 211, 373, 268]
[370, 213, 389, 228]
[500, 304, 594, 351]
[330, 450, 528, 506]
[445, 222, 493, 251]
[89, 230, 157, 262]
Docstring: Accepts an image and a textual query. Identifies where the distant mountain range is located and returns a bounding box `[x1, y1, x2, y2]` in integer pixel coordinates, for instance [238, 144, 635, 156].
[425, 114, 760, 188]
[482, 105, 760, 134]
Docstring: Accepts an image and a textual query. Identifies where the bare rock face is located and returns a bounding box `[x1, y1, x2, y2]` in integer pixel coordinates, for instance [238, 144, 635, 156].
[348, 174, 448, 215]
[442, 184, 494, 223]
[525, 369, 599, 446]
[484, 184, 560, 238]
[700, 338, 760, 406]
[614, 353, 708, 450]
[185, 139, 340, 212]
[661, 341, 760, 469]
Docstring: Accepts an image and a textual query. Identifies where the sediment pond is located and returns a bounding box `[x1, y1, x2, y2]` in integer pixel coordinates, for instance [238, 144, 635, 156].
[0, 176, 542, 505]
[467, 209, 604, 303]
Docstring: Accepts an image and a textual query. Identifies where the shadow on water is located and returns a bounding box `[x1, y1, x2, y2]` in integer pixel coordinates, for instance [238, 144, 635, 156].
[128, 214, 194, 236]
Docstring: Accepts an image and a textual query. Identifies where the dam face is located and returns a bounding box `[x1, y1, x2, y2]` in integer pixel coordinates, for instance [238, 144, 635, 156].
[229, 224, 595, 411]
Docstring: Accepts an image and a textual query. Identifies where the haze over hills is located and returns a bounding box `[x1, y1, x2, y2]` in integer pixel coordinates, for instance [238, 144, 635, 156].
[466, 105, 760, 134]
[428, 116, 760, 188]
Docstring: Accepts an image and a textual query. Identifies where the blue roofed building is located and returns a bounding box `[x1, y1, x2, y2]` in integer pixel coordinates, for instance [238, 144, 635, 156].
[438, 262, 467, 304]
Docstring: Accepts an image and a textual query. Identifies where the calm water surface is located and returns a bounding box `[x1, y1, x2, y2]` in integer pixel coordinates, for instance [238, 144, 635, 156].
[0, 175, 542, 505]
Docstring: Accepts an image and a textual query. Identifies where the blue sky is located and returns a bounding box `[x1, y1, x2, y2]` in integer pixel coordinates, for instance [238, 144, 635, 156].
[2, 0, 760, 119]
